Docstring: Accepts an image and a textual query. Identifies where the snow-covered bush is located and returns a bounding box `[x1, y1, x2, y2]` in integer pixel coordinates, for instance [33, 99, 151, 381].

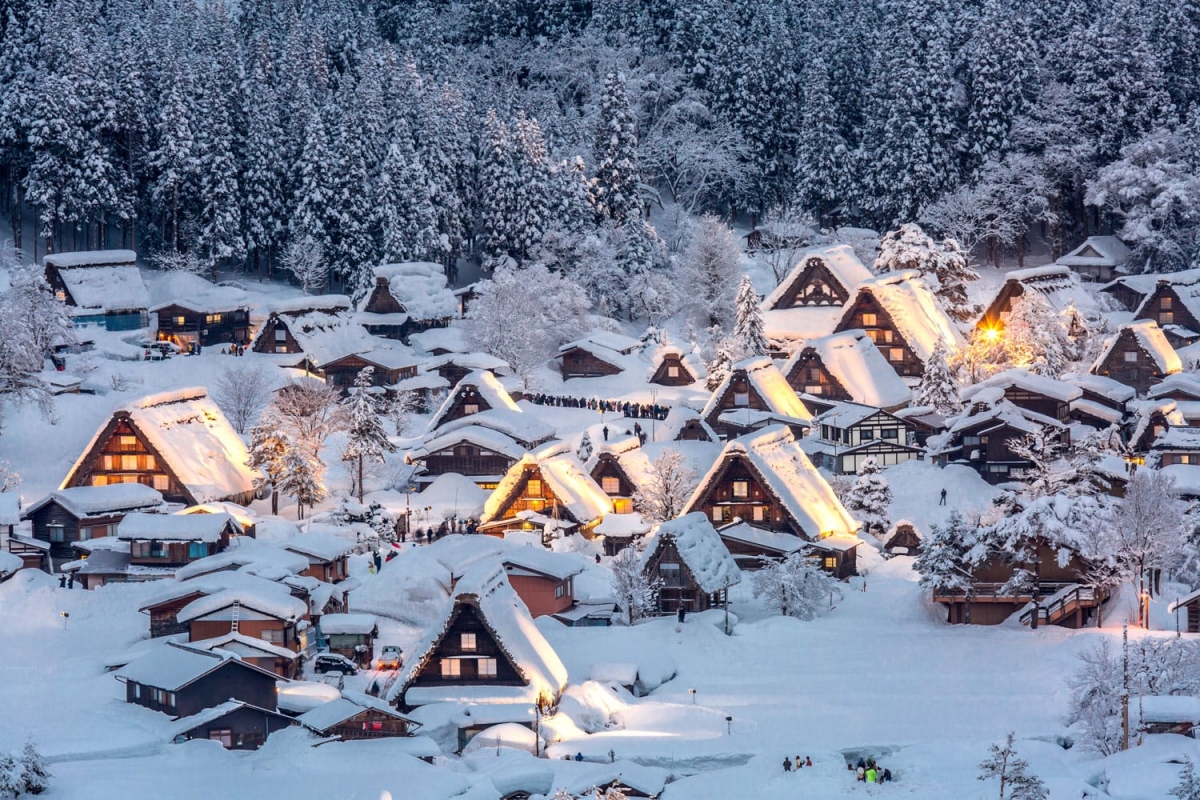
[752, 551, 840, 620]
[977, 732, 1046, 800]
[611, 547, 659, 625]
[632, 450, 697, 524]
[214, 363, 273, 433]
[874, 223, 979, 322]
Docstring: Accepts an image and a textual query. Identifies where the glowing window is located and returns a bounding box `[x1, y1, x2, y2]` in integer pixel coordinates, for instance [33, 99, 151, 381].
[753, 506, 767, 522]
[667, 366, 680, 378]
[861, 313, 877, 327]
[601, 476, 621, 494]
[153, 474, 169, 491]
[440, 658, 461, 678]
[732, 480, 749, 498]
[460, 633, 477, 651]
[527, 479, 542, 495]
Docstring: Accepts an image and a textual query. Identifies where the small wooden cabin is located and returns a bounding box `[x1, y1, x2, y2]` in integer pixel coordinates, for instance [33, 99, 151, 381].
[62, 388, 258, 507]
[153, 302, 250, 347]
[935, 401, 1069, 484]
[761, 245, 873, 311]
[501, 550, 581, 618]
[45, 250, 150, 331]
[117, 512, 236, 567]
[298, 697, 419, 740]
[587, 444, 645, 515]
[115, 643, 281, 718]
[1056, 235, 1129, 282]
[358, 262, 457, 342]
[976, 265, 1082, 333]
[22, 484, 164, 564]
[782, 330, 910, 411]
[412, 427, 525, 487]
[648, 346, 702, 386]
[1170, 589, 1200, 633]
[963, 370, 1080, 424]
[558, 343, 625, 379]
[1090, 321, 1182, 396]
[1134, 280, 1200, 346]
[318, 351, 420, 393]
[387, 565, 568, 711]
[281, 534, 353, 583]
[170, 700, 296, 750]
[427, 371, 520, 432]
[833, 272, 964, 378]
[641, 513, 740, 614]
[140, 588, 208, 638]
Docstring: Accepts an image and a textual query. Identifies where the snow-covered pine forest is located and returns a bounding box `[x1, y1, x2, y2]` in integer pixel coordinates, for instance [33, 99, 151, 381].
[2, 0, 1199, 292]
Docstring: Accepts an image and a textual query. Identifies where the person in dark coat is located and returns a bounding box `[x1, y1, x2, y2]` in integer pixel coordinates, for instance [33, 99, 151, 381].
[373, 552, 382, 571]
[574, 752, 584, 762]
[783, 757, 792, 773]
[602, 425, 609, 441]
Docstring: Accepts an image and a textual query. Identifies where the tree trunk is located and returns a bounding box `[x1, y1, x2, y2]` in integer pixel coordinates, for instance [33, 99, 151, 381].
[271, 489, 279, 516]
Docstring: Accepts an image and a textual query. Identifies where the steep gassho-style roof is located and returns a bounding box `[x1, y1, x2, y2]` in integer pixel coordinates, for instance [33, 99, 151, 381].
[841, 270, 965, 361]
[641, 512, 741, 594]
[369, 262, 457, 321]
[117, 511, 234, 542]
[428, 370, 521, 432]
[763, 244, 874, 311]
[252, 303, 375, 367]
[1056, 235, 1130, 268]
[561, 330, 643, 355]
[702, 356, 812, 422]
[1134, 280, 1200, 330]
[1092, 320, 1183, 376]
[281, 532, 355, 562]
[785, 330, 910, 409]
[64, 388, 260, 504]
[646, 343, 707, 382]
[482, 441, 612, 525]
[24, 484, 164, 520]
[991, 265, 1100, 319]
[687, 425, 858, 539]
[387, 562, 568, 706]
[58, 265, 151, 314]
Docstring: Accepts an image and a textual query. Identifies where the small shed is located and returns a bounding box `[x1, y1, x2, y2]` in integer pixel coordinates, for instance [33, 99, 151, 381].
[807, 535, 861, 580]
[1139, 696, 1200, 737]
[320, 613, 378, 666]
[1169, 588, 1200, 633]
[297, 695, 419, 740]
[1056, 235, 1130, 282]
[640, 512, 741, 614]
[169, 700, 296, 750]
[881, 520, 922, 555]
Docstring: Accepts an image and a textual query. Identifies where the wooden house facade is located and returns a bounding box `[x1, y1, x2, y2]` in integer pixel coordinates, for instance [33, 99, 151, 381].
[588, 451, 638, 514]
[501, 552, 580, 618]
[298, 698, 418, 740]
[416, 430, 523, 487]
[22, 485, 163, 563]
[1169, 589, 1200, 633]
[1135, 282, 1200, 345]
[318, 352, 420, 393]
[429, 372, 519, 429]
[154, 303, 250, 347]
[648, 348, 699, 386]
[645, 535, 723, 614]
[641, 514, 740, 615]
[171, 701, 296, 750]
[141, 590, 207, 638]
[761, 246, 873, 311]
[558, 344, 624, 379]
[358, 263, 457, 342]
[702, 357, 811, 440]
[932, 542, 1102, 626]
[117, 513, 236, 568]
[834, 289, 924, 377]
[179, 591, 309, 655]
[1091, 321, 1182, 396]
[813, 403, 921, 474]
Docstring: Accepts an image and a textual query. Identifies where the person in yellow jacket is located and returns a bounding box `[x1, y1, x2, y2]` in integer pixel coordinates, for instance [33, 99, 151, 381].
[865, 766, 878, 783]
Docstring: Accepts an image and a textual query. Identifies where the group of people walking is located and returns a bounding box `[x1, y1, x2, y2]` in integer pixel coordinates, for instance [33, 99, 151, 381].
[526, 394, 669, 421]
[782, 755, 813, 772]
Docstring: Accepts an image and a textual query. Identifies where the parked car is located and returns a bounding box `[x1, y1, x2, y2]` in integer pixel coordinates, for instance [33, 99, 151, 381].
[313, 653, 358, 675]
[377, 645, 402, 670]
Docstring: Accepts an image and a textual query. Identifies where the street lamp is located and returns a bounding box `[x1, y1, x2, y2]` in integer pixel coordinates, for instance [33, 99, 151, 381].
[688, 688, 696, 705]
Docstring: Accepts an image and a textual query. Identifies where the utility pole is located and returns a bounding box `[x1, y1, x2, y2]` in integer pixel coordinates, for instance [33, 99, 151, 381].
[1121, 622, 1130, 752]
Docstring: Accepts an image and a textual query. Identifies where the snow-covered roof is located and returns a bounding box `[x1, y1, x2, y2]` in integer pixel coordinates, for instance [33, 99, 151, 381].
[115, 642, 273, 690]
[560, 330, 643, 355]
[408, 326, 466, 355]
[963, 369, 1083, 404]
[702, 356, 812, 423]
[371, 262, 457, 321]
[388, 562, 568, 706]
[415, 425, 528, 463]
[424, 352, 511, 374]
[841, 271, 965, 362]
[763, 244, 873, 311]
[1067, 373, 1137, 404]
[785, 330, 910, 409]
[148, 272, 250, 314]
[554, 761, 672, 798]
[1151, 427, 1200, 451]
[253, 306, 375, 367]
[641, 512, 741, 594]
[428, 371, 520, 432]
[0, 550, 22, 577]
[995, 265, 1099, 319]
[83, 388, 260, 504]
[814, 401, 890, 430]
[318, 612, 377, 635]
[24, 484, 164, 520]
[1092, 321, 1182, 376]
[1139, 695, 1200, 723]
[297, 696, 416, 733]
[281, 532, 354, 562]
[172, 546, 310, 583]
[717, 521, 806, 554]
[1148, 373, 1200, 401]
[655, 407, 719, 442]
[593, 512, 652, 537]
[189, 631, 299, 662]
[435, 409, 556, 450]
[482, 442, 612, 526]
[117, 511, 233, 542]
[176, 587, 308, 624]
[44, 249, 136, 268]
[687, 426, 857, 539]
[501, 547, 583, 581]
[167, 700, 292, 741]
[58, 265, 150, 313]
[646, 344, 706, 382]
[1169, 587, 1200, 614]
[1057, 236, 1130, 268]
[267, 295, 352, 315]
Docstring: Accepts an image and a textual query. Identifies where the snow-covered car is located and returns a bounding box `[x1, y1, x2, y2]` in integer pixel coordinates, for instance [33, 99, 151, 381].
[313, 653, 358, 676]
[377, 646, 402, 670]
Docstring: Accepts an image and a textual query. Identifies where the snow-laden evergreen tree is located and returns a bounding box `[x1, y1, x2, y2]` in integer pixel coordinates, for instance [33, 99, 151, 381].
[843, 457, 893, 534]
[576, 431, 594, 463]
[342, 367, 397, 502]
[148, 65, 197, 253]
[611, 545, 659, 625]
[962, 0, 1037, 175]
[247, 412, 290, 515]
[241, 64, 287, 276]
[633, 449, 698, 523]
[752, 550, 841, 620]
[874, 223, 980, 322]
[978, 733, 1047, 800]
[479, 110, 518, 269]
[421, 84, 472, 264]
[327, 103, 379, 295]
[0, 266, 74, 425]
[676, 214, 742, 329]
[1147, 0, 1200, 113]
[794, 51, 846, 222]
[732, 275, 768, 358]
[291, 104, 335, 267]
[377, 125, 439, 264]
[0, 751, 21, 799]
[1003, 291, 1074, 376]
[1171, 760, 1200, 800]
[857, 0, 960, 224]
[592, 71, 641, 225]
[193, 73, 243, 276]
[279, 444, 326, 520]
[915, 510, 977, 592]
[914, 339, 962, 414]
[512, 113, 552, 261]
[620, 221, 674, 324]
[20, 740, 48, 795]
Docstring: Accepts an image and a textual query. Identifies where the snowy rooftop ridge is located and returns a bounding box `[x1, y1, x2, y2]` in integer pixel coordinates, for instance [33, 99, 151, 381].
[117, 511, 234, 542]
[963, 369, 1083, 404]
[23, 483, 165, 519]
[843, 271, 965, 362]
[762, 243, 873, 311]
[176, 586, 308, 624]
[701, 356, 812, 423]
[370, 261, 457, 321]
[481, 441, 611, 526]
[1056, 235, 1130, 268]
[58, 265, 151, 313]
[44, 249, 136, 268]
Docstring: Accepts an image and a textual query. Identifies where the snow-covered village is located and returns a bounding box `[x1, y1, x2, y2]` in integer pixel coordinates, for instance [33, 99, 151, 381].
[4, 1, 1200, 798]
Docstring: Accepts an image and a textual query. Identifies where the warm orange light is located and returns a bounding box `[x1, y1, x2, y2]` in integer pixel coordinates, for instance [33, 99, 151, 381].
[982, 326, 1002, 343]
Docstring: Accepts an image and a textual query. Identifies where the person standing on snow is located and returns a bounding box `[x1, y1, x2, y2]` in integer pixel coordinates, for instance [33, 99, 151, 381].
[939, 488, 947, 505]
[783, 757, 792, 773]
